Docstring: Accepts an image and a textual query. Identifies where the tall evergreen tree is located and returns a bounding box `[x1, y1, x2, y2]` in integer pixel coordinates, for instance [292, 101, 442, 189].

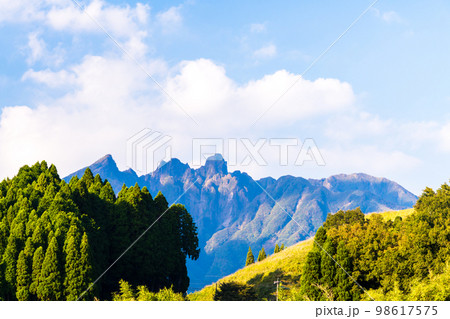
[315, 227, 327, 246]
[0, 261, 6, 300]
[2, 236, 20, 299]
[37, 237, 62, 300]
[81, 168, 94, 186]
[320, 238, 337, 299]
[31, 220, 47, 248]
[257, 247, 267, 262]
[16, 250, 31, 300]
[78, 232, 93, 300]
[63, 226, 81, 300]
[16, 238, 34, 300]
[335, 241, 356, 301]
[300, 250, 322, 300]
[63, 230, 93, 301]
[274, 244, 280, 254]
[245, 247, 255, 266]
[29, 246, 44, 298]
[0, 218, 9, 258]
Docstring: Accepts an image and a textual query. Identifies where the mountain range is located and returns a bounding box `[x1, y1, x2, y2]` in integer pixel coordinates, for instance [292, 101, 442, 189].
[64, 154, 418, 291]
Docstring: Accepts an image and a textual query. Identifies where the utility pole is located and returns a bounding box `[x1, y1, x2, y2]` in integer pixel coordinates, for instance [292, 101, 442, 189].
[274, 277, 281, 301]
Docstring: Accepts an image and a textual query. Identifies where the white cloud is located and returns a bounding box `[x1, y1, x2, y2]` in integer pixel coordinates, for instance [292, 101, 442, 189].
[156, 5, 183, 34]
[0, 56, 356, 179]
[27, 32, 46, 64]
[1, 0, 146, 29]
[0, 0, 46, 23]
[164, 59, 355, 130]
[0, 55, 164, 178]
[250, 23, 266, 33]
[1, 0, 151, 58]
[26, 32, 65, 66]
[22, 69, 76, 88]
[371, 8, 403, 24]
[253, 44, 277, 59]
[0, 1, 189, 61]
[46, 0, 150, 39]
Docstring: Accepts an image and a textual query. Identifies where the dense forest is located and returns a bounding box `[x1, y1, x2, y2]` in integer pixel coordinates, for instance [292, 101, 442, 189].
[299, 183, 450, 301]
[0, 162, 199, 301]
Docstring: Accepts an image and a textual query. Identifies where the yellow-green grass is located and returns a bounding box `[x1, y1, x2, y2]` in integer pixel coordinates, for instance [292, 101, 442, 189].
[188, 208, 415, 301]
[367, 208, 414, 221]
[188, 237, 314, 300]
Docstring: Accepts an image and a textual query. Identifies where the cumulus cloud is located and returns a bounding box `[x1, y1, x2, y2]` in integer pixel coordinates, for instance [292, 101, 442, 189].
[0, 55, 357, 178]
[164, 59, 355, 130]
[0, 55, 163, 178]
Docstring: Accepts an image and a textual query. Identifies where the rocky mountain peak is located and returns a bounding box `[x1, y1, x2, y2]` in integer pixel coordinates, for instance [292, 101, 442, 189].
[199, 153, 228, 177]
[153, 158, 191, 177]
[93, 154, 117, 170]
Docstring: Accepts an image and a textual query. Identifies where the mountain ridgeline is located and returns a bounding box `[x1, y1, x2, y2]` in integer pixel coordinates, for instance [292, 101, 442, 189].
[65, 154, 417, 291]
[0, 162, 199, 300]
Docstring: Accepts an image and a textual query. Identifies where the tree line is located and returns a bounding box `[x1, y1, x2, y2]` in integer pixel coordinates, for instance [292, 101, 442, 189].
[0, 162, 199, 300]
[245, 244, 285, 266]
[299, 182, 450, 300]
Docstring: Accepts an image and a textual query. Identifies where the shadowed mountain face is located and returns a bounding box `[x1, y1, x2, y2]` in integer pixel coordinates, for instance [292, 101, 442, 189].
[64, 154, 417, 291]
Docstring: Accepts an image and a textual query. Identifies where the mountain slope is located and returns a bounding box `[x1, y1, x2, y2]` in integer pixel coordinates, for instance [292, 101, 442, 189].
[189, 208, 414, 301]
[64, 154, 141, 192]
[64, 155, 417, 291]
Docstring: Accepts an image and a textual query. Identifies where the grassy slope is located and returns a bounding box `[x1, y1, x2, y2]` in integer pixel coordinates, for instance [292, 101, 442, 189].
[366, 208, 413, 221]
[188, 209, 414, 301]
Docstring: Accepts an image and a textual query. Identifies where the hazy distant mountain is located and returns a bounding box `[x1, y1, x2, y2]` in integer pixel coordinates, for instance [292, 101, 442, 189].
[64, 154, 417, 291]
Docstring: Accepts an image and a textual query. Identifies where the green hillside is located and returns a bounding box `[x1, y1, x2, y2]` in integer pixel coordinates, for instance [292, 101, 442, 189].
[189, 209, 414, 301]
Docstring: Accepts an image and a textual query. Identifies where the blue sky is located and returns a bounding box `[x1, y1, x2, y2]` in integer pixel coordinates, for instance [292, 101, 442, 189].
[1, 0, 450, 195]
